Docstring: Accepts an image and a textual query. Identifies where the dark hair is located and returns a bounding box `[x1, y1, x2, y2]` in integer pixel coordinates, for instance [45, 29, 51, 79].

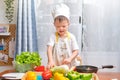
[54, 15, 69, 22]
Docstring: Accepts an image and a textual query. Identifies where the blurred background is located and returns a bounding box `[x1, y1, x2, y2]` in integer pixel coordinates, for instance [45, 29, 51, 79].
[0, 0, 120, 72]
[35, 0, 120, 72]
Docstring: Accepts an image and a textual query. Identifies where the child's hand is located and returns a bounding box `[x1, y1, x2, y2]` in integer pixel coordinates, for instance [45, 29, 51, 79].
[62, 58, 72, 65]
[47, 61, 55, 69]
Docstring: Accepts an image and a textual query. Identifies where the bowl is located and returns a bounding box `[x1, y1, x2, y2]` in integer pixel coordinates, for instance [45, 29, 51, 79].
[13, 61, 34, 73]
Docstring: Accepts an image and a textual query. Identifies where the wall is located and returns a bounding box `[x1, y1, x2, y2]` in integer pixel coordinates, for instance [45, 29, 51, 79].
[0, 0, 17, 24]
[0, 0, 17, 70]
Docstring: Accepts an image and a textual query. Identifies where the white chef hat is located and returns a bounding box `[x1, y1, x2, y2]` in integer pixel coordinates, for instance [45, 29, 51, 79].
[52, 3, 70, 20]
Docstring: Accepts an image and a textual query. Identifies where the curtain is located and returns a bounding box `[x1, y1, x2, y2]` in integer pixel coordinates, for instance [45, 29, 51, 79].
[15, 0, 38, 56]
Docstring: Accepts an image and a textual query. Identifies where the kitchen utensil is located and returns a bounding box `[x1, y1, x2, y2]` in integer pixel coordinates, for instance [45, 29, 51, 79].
[1, 73, 25, 79]
[75, 65, 114, 73]
[0, 76, 16, 79]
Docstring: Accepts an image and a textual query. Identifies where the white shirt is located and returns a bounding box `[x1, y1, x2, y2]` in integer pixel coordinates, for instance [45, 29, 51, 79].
[47, 32, 79, 50]
[47, 32, 79, 67]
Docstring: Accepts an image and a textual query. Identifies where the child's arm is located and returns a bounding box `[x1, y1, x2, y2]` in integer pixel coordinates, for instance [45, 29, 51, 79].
[62, 33, 79, 65]
[70, 49, 79, 61]
[47, 45, 55, 69]
[62, 49, 78, 64]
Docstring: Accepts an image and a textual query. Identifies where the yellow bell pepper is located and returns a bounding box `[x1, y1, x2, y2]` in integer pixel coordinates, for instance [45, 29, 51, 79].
[53, 72, 69, 80]
[25, 71, 36, 80]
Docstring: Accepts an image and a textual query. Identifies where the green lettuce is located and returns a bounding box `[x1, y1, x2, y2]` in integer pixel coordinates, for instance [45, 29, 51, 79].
[15, 52, 42, 72]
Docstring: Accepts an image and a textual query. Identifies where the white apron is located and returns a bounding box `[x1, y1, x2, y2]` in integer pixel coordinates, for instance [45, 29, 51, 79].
[52, 32, 78, 68]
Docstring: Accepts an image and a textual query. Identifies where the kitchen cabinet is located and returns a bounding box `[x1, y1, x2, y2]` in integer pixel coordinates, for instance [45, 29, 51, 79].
[0, 24, 16, 66]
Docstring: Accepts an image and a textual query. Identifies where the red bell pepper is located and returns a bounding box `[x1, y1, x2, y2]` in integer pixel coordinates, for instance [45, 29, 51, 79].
[34, 66, 45, 72]
[42, 70, 52, 79]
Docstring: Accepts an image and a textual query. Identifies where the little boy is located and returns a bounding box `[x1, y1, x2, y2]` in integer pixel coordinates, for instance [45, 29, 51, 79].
[47, 3, 79, 69]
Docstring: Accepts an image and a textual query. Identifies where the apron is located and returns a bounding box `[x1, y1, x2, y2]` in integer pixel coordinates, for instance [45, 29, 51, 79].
[52, 32, 78, 68]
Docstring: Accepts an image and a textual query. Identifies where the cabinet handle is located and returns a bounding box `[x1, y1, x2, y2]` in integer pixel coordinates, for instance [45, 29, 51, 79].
[79, 16, 81, 24]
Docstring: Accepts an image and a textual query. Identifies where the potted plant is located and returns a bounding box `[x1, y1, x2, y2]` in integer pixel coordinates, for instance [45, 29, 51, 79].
[4, 0, 14, 23]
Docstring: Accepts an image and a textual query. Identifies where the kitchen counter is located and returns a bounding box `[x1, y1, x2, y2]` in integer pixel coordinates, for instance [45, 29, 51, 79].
[97, 72, 120, 80]
[0, 66, 14, 73]
[1, 70, 120, 80]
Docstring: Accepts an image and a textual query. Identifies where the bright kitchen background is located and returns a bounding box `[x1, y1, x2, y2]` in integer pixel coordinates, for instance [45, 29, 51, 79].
[35, 0, 120, 72]
[35, 0, 82, 67]
[0, 0, 120, 72]
[0, 0, 17, 72]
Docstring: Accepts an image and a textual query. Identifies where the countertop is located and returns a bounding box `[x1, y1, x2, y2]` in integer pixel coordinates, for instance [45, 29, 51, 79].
[0, 70, 120, 80]
[97, 72, 120, 80]
[0, 66, 14, 73]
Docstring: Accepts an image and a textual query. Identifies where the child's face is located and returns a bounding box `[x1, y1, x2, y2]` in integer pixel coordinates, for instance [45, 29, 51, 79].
[54, 19, 69, 37]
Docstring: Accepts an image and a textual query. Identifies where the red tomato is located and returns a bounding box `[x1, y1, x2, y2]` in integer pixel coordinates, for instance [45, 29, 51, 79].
[34, 66, 45, 72]
[42, 70, 52, 79]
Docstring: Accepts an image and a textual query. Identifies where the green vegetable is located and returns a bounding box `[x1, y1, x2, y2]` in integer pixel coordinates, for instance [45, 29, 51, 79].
[50, 65, 69, 75]
[81, 73, 92, 80]
[50, 77, 54, 80]
[67, 71, 92, 80]
[15, 52, 42, 72]
[16, 52, 41, 65]
[67, 71, 81, 80]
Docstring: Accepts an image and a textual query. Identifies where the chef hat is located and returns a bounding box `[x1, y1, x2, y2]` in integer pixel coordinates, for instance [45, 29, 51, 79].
[52, 3, 70, 20]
